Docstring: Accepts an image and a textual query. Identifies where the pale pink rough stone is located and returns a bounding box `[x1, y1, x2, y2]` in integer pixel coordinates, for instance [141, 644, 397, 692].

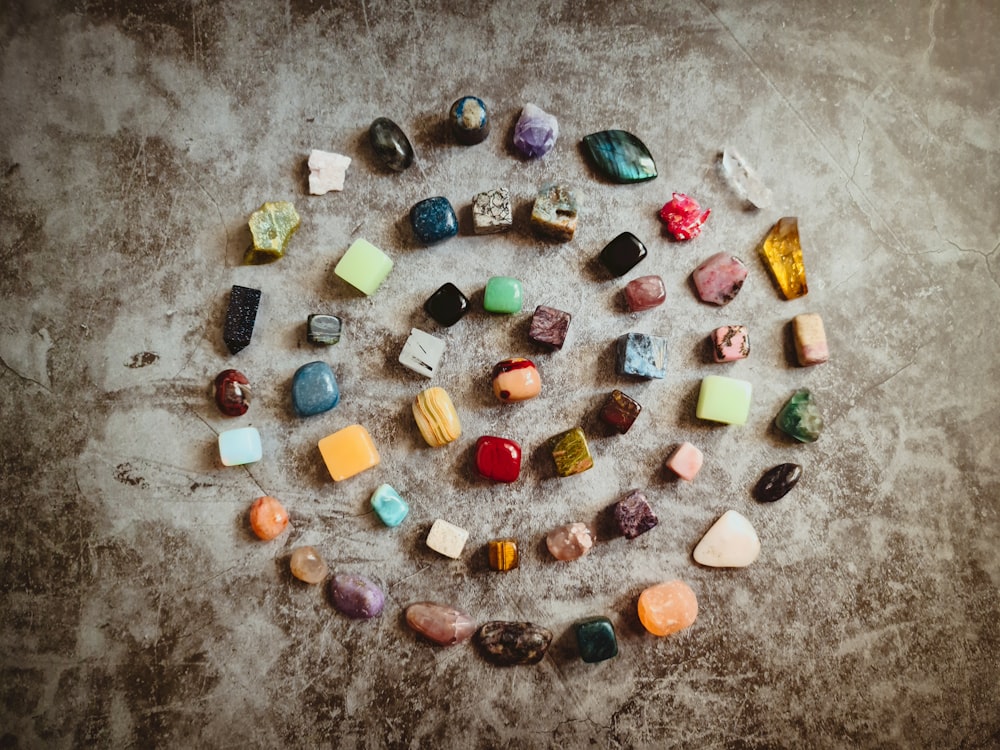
[546, 522, 594, 561]
[711, 325, 750, 362]
[692, 252, 748, 306]
[624, 275, 666, 312]
[793, 313, 829, 366]
[405, 601, 477, 646]
[308, 149, 351, 195]
[665, 442, 703, 482]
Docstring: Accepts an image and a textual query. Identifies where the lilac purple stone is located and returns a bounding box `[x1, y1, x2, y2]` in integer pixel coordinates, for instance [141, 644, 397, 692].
[513, 103, 559, 159]
[613, 489, 659, 539]
[328, 574, 384, 619]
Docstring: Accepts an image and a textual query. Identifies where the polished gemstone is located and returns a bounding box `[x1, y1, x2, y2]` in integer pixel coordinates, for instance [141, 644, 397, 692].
[370, 483, 409, 526]
[614, 489, 658, 539]
[426, 518, 469, 559]
[696, 375, 752, 425]
[755, 463, 803, 503]
[476, 621, 553, 666]
[213, 369, 251, 416]
[762, 217, 808, 299]
[413, 387, 461, 447]
[582, 130, 657, 183]
[616, 332, 667, 379]
[693, 510, 761, 568]
[410, 196, 458, 245]
[487, 538, 519, 571]
[223, 285, 261, 355]
[720, 148, 772, 208]
[664, 442, 703, 481]
[599, 232, 648, 277]
[546, 522, 594, 561]
[218, 427, 262, 467]
[450, 96, 490, 144]
[660, 192, 711, 240]
[405, 602, 477, 646]
[290, 546, 328, 584]
[318, 424, 380, 481]
[424, 282, 470, 327]
[249, 496, 289, 541]
[775, 388, 824, 443]
[530, 184, 578, 241]
[399, 328, 446, 377]
[329, 573, 384, 619]
[472, 187, 512, 234]
[334, 238, 393, 296]
[292, 361, 339, 417]
[712, 325, 750, 362]
[491, 358, 541, 402]
[528, 305, 572, 350]
[637, 580, 698, 636]
[793, 313, 828, 366]
[245, 201, 300, 264]
[692, 252, 748, 306]
[550, 428, 593, 477]
[483, 276, 523, 314]
[513, 103, 559, 158]
[575, 617, 618, 663]
[369, 117, 414, 172]
[599, 389, 642, 434]
[307, 149, 351, 195]
[624, 275, 666, 312]
[307, 314, 342, 346]
[476, 436, 522, 483]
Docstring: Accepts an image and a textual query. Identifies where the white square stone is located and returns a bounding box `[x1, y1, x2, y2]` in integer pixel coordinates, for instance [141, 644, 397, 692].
[472, 187, 513, 235]
[399, 328, 446, 377]
[426, 519, 469, 559]
[308, 149, 352, 194]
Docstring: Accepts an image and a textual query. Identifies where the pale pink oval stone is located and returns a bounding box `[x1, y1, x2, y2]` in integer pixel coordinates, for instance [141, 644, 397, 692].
[546, 522, 594, 561]
[405, 601, 477, 646]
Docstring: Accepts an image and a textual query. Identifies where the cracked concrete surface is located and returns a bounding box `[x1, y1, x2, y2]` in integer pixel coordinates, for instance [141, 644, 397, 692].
[1, 1, 998, 747]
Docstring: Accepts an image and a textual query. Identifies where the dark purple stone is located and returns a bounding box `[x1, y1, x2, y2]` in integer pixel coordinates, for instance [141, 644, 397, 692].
[754, 463, 802, 502]
[513, 103, 559, 158]
[613, 489, 658, 539]
[329, 574, 384, 619]
[528, 305, 571, 350]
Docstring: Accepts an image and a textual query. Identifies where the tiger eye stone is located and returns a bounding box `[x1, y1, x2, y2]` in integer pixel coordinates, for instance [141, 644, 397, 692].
[487, 538, 519, 571]
[213, 369, 251, 416]
[290, 546, 328, 584]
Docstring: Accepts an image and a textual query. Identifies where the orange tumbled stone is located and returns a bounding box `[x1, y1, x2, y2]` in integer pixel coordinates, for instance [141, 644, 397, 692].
[249, 496, 289, 541]
[637, 580, 698, 636]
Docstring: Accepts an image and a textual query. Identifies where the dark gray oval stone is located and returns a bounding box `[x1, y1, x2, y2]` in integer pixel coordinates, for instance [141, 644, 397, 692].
[369, 117, 414, 172]
[475, 621, 552, 666]
[754, 463, 802, 502]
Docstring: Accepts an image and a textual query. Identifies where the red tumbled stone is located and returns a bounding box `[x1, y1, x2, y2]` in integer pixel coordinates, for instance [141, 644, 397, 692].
[475, 436, 522, 483]
[660, 192, 711, 241]
[214, 369, 251, 416]
[624, 275, 666, 312]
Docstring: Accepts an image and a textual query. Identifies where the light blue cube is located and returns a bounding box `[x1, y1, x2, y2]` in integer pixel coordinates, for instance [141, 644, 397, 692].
[616, 333, 667, 379]
[218, 427, 262, 466]
[371, 484, 409, 527]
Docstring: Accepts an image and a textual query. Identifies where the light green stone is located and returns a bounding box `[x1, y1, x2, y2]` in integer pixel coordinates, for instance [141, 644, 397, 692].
[245, 201, 300, 265]
[775, 388, 823, 442]
[483, 276, 523, 314]
[334, 239, 394, 295]
[696, 375, 752, 425]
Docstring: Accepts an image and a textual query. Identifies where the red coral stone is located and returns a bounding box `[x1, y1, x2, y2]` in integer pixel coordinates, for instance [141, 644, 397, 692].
[659, 192, 711, 241]
[475, 436, 522, 483]
[214, 369, 251, 416]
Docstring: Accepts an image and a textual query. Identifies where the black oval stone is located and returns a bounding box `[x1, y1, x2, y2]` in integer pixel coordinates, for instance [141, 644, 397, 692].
[475, 621, 552, 666]
[754, 463, 802, 502]
[369, 117, 414, 172]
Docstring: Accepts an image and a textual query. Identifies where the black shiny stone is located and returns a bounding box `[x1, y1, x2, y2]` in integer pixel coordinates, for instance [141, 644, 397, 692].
[475, 621, 552, 666]
[599, 232, 648, 276]
[754, 463, 803, 503]
[307, 314, 342, 346]
[423, 282, 469, 327]
[223, 285, 261, 355]
[369, 117, 414, 172]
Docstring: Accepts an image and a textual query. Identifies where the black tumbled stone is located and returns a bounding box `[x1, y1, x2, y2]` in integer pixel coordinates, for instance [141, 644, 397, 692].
[369, 117, 414, 172]
[599, 232, 648, 276]
[754, 463, 802, 503]
[224, 285, 261, 355]
[423, 282, 469, 327]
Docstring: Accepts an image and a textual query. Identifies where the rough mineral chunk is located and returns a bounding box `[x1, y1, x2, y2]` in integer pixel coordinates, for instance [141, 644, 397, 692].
[513, 103, 559, 158]
[660, 192, 710, 240]
[290, 546, 328, 583]
[692, 252, 748, 306]
[574, 617, 618, 663]
[245, 201, 300, 265]
[249, 496, 289, 541]
[329, 573, 384, 619]
[223, 285, 261, 355]
[755, 463, 802, 503]
[775, 388, 824, 442]
[476, 621, 553, 666]
[550, 428, 593, 477]
[213, 369, 251, 417]
[719, 148, 772, 208]
[546, 522, 594, 561]
[637, 580, 698, 636]
[530, 184, 578, 241]
[693, 510, 761, 568]
[307, 149, 351, 195]
[472, 188, 512, 234]
[793, 313, 829, 366]
[406, 602, 477, 646]
[582, 130, 657, 183]
[761, 217, 808, 300]
[613, 489, 658, 539]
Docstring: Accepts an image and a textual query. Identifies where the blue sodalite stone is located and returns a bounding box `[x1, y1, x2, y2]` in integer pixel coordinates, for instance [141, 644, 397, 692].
[616, 333, 667, 379]
[292, 361, 340, 417]
[370, 484, 409, 527]
[410, 197, 459, 245]
[582, 130, 657, 184]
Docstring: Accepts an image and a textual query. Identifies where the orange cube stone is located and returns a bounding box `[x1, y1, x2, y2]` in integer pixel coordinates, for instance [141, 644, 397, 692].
[637, 580, 698, 636]
[318, 424, 380, 481]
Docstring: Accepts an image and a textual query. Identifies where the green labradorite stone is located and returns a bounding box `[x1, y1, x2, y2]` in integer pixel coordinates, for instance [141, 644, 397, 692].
[775, 388, 824, 443]
[582, 130, 657, 184]
[245, 201, 300, 265]
[574, 616, 618, 663]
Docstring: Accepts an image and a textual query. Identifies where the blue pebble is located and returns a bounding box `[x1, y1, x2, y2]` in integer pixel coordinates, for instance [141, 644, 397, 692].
[371, 484, 409, 527]
[616, 333, 667, 379]
[292, 361, 340, 417]
[410, 196, 458, 245]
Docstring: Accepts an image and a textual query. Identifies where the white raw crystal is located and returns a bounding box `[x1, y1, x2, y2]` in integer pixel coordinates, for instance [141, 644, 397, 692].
[720, 148, 773, 209]
[693, 509, 761, 567]
[426, 519, 469, 559]
[398, 328, 445, 378]
[308, 149, 351, 194]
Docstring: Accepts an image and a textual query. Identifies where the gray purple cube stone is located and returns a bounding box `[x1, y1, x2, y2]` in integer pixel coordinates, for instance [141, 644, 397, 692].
[613, 489, 658, 539]
[224, 285, 261, 355]
[616, 333, 667, 379]
[528, 305, 572, 350]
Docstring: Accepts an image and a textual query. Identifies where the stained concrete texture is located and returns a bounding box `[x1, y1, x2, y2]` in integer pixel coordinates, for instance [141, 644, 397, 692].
[1, 1, 999, 747]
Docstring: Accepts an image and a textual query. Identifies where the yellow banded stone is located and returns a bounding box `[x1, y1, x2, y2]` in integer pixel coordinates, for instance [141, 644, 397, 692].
[488, 538, 519, 571]
[761, 217, 808, 299]
[413, 387, 461, 447]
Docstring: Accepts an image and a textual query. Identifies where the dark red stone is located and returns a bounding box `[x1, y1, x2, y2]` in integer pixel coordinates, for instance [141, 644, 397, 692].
[599, 390, 642, 434]
[214, 369, 251, 416]
[475, 436, 522, 483]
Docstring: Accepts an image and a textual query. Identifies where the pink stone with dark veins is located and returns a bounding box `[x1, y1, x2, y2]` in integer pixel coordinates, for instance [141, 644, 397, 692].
[692, 253, 748, 306]
[660, 192, 711, 240]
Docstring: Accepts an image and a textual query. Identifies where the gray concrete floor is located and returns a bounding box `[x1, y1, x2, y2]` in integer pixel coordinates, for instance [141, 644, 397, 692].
[2, 1, 999, 747]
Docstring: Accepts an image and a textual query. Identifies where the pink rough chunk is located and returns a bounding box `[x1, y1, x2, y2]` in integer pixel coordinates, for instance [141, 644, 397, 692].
[624, 275, 666, 312]
[665, 442, 703, 481]
[546, 522, 594, 561]
[711, 325, 750, 362]
[660, 192, 711, 240]
[692, 252, 748, 306]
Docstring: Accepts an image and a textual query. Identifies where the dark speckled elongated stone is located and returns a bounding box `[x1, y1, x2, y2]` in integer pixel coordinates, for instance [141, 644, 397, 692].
[755, 463, 802, 502]
[582, 130, 657, 183]
[475, 621, 552, 666]
[224, 285, 261, 355]
[369, 117, 414, 172]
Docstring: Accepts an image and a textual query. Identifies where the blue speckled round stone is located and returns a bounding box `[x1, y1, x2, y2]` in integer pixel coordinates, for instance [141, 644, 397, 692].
[410, 197, 458, 245]
[291, 361, 339, 417]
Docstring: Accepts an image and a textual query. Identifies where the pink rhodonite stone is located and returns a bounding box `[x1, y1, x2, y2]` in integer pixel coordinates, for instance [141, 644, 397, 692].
[712, 325, 750, 362]
[624, 275, 666, 312]
[405, 601, 477, 646]
[546, 522, 594, 561]
[692, 252, 748, 306]
[660, 192, 711, 240]
[664, 442, 703, 482]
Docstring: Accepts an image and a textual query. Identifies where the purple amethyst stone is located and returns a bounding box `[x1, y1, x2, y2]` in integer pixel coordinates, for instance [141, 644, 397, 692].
[329, 573, 385, 619]
[513, 103, 559, 159]
[613, 490, 659, 540]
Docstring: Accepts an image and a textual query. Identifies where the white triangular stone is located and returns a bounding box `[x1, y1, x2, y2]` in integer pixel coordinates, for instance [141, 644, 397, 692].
[693, 509, 760, 567]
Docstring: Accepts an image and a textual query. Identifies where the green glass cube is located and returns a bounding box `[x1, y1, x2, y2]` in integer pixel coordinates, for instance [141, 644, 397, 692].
[334, 238, 394, 295]
[574, 616, 618, 663]
[483, 276, 523, 314]
[696, 375, 752, 425]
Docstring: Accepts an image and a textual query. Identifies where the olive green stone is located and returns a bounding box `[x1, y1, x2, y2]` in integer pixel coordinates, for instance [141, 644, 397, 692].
[550, 427, 593, 477]
[245, 201, 300, 265]
[775, 388, 824, 443]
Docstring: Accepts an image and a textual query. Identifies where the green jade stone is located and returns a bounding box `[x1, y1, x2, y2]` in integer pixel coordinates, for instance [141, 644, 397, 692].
[245, 201, 300, 265]
[574, 616, 618, 663]
[483, 276, 523, 314]
[775, 388, 824, 443]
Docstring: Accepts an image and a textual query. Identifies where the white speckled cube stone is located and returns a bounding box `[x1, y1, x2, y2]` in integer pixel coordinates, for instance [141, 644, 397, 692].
[399, 328, 446, 377]
[426, 519, 469, 559]
[472, 187, 512, 235]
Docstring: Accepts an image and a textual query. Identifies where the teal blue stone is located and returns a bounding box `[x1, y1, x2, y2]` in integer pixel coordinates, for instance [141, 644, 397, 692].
[292, 361, 339, 417]
[574, 616, 618, 663]
[582, 130, 657, 184]
[616, 333, 667, 379]
[410, 197, 458, 245]
[370, 484, 409, 526]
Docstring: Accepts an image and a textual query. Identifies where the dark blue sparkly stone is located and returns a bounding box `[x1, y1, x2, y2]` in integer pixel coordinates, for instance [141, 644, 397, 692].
[574, 617, 618, 663]
[599, 232, 648, 276]
[424, 283, 469, 327]
[292, 361, 340, 417]
[582, 130, 657, 184]
[224, 285, 261, 355]
[369, 117, 414, 172]
[410, 197, 459, 245]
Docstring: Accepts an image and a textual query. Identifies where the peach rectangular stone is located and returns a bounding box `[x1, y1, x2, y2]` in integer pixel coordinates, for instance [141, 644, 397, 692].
[664, 442, 703, 481]
[793, 313, 829, 366]
[318, 424, 380, 481]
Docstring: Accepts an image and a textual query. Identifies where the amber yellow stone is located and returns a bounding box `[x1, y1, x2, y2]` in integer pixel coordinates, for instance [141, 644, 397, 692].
[412, 387, 461, 447]
[488, 538, 519, 571]
[637, 580, 698, 636]
[761, 217, 808, 300]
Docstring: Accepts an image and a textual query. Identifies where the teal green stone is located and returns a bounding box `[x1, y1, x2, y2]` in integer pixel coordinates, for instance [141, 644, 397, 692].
[775, 388, 824, 443]
[574, 616, 618, 663]
[370, 484, 409, 527]
[582, 130, 657, 184]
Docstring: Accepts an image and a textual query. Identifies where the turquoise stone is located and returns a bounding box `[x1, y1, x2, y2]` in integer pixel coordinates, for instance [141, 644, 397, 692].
[371, 484, 409, 526]
[292, 361, 340, 417]
[582, 130, 657, 183]
[775, 388, 824, 442]
[574, 617, 618, 663]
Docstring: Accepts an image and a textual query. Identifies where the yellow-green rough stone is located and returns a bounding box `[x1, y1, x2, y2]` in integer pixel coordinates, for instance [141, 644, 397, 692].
[550, 427, 593, 477]
[245, 201, 301, 265]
